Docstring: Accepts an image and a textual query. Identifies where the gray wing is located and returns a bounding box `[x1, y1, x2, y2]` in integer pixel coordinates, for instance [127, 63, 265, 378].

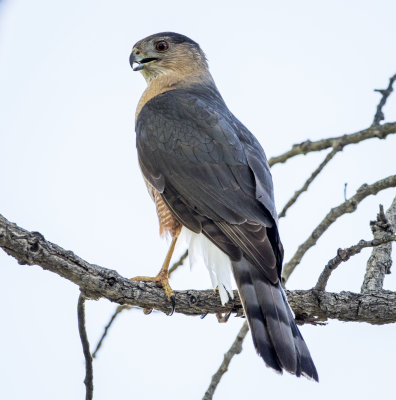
[136, 85, 282, 284]
[136, 85, 318, 380]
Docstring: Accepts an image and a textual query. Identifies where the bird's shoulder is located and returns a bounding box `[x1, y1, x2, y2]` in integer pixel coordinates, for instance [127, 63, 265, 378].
[137, 83, 247, 163]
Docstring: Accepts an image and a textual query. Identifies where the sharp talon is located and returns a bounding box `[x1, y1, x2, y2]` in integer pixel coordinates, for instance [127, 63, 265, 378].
[167, 295, 176, 316]
[143, 308, 153, 315]
[200, 313, 208, 319]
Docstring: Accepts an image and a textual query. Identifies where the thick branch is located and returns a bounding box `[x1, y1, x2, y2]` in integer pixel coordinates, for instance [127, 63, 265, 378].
[287, 289, 396, 325]
[282, 175, 396, 282]
[2, 213, 396, 324]
[0, 213, 237, 315]
[268, 122, 396, 166]
[361, 198, 396, 292]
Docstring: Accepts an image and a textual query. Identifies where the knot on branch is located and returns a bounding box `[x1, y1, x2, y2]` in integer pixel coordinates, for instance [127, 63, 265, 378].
[298, 139, 312, 153]
[189, 293, 198, 304]
[17, 231, 46, 265]
[29, 231, 45, 252]
[106, 276, 116, 287]
[337, 247, 353, 262]
[346, 199, 358, 213]
[357, 183, 369, 193]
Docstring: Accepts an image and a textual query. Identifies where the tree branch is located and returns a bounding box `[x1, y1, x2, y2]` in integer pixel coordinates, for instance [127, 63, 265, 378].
[78, 294, 94, 400]
[2, 213, 396, 324]
[372, 74, 396, 126]
[0, 212, 237, 315]
[315, 235, 396, 291]
[92, 305, 131, 359]
[361, 198, 396, 292]
[279, 147, 339, 218]
[282, 175, 396, 282]
[202, 321, 249, 400]
[268, 122, 396, 167]
[169, 249, 188, 276]
[287, 289, 396, 325]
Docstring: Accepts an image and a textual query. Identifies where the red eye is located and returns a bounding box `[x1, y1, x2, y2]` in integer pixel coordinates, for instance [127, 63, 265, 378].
[155, 41, 169, 52]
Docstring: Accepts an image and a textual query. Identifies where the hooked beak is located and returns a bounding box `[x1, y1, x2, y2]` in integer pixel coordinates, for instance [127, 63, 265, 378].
[129, 50, 158, 71]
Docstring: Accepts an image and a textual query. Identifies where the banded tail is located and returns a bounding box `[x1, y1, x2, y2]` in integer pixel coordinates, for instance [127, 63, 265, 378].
[232, 257, 318, 381]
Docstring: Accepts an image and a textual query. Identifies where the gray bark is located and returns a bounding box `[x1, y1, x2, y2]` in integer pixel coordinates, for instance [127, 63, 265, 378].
[1, 213, 396, 324]
[361, 198, 396, 292]
[269, 122, 396, 166]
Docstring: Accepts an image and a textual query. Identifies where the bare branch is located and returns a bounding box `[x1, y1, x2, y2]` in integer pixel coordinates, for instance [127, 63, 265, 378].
[203, 321, 249, 400]
[361, 198, 396, 292]
[282, 175, 396, 282]
[78, 294, 94, 400]
[287, 289, 396, 325]
[279, 148, 339, 218]
[92, 305, 130, 359]
[2, 213, 396, 323]
[315, 235, 396, 291]
[169, 249, 188, 276]
[0, 212, 237, 315]
[268, 122, 396, 167]
[372, 73, 396, 126]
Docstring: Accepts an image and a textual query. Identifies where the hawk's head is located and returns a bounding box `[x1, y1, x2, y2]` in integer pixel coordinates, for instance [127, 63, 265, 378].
[130, 32, 208, 83]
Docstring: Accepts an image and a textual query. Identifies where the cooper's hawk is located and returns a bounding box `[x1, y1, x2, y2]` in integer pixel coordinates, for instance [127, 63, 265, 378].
[129, 32, 318, 380]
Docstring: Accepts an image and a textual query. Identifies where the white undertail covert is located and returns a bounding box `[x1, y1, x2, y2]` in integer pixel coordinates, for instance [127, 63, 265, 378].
[180, 226, 234, 305]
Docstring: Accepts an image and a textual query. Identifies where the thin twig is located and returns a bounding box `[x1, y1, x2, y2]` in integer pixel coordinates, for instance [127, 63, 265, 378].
[202, 321, 249, 400]
[361, 198, 396, 292]
[169, 249, 188, 276]
[315, 235, 396, 291]
[92, 305, 130, 359]
[78, 294, 94, 400]
[282, 175, 396, 282]
[372, 73, 396, 126]
[268, 122, 396, 166]
[279, 148, 339, 218]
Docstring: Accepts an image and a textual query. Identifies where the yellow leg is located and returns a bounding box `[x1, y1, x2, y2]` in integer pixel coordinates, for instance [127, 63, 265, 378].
[131, 234, 179, 315]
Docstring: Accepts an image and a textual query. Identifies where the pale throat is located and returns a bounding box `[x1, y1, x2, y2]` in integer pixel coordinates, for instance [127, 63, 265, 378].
[135, 66, 210, 121]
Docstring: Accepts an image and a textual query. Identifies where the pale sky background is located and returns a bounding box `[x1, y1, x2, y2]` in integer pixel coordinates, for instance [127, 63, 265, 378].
[1, 1, 396, 399]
